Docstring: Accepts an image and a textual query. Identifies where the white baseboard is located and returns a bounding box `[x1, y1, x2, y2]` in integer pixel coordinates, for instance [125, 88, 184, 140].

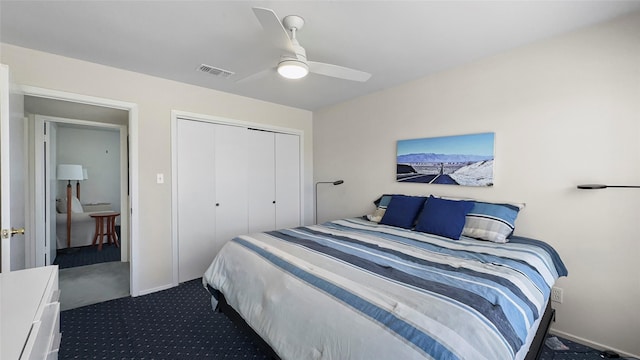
[137, 283, 175, 296]
[549, 327, 640, 359]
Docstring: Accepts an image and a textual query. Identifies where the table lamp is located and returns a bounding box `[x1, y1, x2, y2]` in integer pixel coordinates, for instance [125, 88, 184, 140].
[57, 164, 84, 248]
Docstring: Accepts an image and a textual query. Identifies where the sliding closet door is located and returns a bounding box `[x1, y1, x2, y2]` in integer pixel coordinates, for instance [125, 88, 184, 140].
[177, 119, 216, 283]
[176, 121, 300, 282]
[275, 133, 300, 229]
[213, 124, 248, 252]
[247, 130, 276, 233]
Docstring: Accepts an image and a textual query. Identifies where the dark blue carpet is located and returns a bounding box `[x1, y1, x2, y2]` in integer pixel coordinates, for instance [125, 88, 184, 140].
[60, 279, 270, 359]
[53, 243, 120, 269]
[54, 226, 121, 269]
[539, 336, 618, 360]
[59, 279, 621, 360]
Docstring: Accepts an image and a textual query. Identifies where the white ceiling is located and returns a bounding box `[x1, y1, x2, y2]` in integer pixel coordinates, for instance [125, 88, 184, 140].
[2, 1, 640, 111]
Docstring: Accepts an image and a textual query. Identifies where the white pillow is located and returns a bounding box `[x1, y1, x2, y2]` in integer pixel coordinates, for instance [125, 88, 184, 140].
[57, 197, 85, 213]
[367, 194, 394, 223]
[70, 196, 84, 213]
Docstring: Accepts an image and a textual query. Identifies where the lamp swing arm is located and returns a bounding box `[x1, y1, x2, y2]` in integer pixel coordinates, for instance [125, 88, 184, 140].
[577, 184, 640, 189]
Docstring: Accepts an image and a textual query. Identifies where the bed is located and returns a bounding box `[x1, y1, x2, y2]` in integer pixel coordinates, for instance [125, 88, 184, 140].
[203, 197, 567, 360]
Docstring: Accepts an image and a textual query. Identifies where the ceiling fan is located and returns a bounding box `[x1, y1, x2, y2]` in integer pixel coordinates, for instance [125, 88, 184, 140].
[243, 7, 371, 82]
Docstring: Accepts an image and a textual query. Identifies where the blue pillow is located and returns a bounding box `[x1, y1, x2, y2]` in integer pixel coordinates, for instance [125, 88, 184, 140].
[415, 196, 474, 239]
[462, 202, 521, 243]
[379, 195, 427, 229]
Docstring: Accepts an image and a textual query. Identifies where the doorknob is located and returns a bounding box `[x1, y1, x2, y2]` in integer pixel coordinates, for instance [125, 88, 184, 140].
[1, 228, 25, 239]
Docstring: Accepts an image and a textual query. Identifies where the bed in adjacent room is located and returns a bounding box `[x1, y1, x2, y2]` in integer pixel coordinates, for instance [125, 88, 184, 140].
[203, 195, 567, 360]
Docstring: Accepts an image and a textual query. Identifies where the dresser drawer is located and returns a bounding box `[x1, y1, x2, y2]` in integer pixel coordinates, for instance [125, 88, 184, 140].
[51, 329, 62, 352]
[26, 301, 60, 360]
[43, 331, 61, 359]
[46, 348, 59, 360]
[1, 266, 60, 360]
[50, 289, 61, 303]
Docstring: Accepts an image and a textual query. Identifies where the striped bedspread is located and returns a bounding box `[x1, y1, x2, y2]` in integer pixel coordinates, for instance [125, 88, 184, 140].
[203, 218, 567, 360]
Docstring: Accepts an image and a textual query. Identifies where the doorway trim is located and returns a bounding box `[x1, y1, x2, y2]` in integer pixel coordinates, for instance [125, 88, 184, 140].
[34, 115, 128, 267]
[21, 85, 140, 296]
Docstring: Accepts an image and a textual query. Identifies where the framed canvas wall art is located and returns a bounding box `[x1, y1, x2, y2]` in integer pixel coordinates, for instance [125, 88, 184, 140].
[396, 132, 495, 187]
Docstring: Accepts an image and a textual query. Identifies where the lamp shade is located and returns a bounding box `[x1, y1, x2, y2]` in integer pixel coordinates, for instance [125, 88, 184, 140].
[278, 59, 309, 79]
[57, 164, 84, 181]
[82, 168, 89, 180]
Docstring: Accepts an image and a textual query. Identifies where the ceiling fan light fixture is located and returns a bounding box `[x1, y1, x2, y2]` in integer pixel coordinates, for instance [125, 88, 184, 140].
[277, 59, 309, 79]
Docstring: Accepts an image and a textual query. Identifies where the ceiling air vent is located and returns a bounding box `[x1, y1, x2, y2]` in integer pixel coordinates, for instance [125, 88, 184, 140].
[196, 64, 235, 79]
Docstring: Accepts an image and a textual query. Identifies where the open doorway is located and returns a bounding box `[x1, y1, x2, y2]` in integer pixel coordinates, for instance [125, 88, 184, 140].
[25, 94, 135, 310]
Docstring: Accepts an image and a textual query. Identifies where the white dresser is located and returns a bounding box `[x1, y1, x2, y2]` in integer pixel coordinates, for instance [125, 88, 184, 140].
[1, 266, 61, 360]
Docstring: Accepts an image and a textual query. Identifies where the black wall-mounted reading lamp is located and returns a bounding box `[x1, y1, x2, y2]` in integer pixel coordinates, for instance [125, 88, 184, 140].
[315, 180, 344, 224]
[577, 184, 640, 189]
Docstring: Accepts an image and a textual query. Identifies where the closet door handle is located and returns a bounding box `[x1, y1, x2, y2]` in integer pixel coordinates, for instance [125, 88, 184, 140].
[272, 201, 276, 204]
[216, 203, 220, 207]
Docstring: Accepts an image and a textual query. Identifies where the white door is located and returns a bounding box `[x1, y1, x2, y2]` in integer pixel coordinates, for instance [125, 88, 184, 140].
[214, 124, 248, 253]
[33, 117, 54, 267]
[47, 123, 57, 264]
[0, 64, 26, 272]
[247, 130, 276, 233]
[275, 133, 301, 229]
[177, 119, 216, 282]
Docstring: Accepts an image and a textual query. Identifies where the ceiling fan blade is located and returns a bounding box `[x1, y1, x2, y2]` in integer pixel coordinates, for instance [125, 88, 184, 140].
[235, 67, 275, 84]
[252, 7, 296, 57]
[308, 61, 371, 82]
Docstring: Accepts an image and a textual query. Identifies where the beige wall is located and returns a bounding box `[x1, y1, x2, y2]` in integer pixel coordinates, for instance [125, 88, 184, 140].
[56, 126, 121, 214]
[1, 43, 313, 294]
[314, 13, 640, 357]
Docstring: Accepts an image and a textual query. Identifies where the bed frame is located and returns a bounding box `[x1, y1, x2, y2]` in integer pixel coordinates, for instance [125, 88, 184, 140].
[212, 288, 555, 360]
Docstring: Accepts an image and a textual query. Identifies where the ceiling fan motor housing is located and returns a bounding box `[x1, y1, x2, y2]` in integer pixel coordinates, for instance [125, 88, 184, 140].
[282, 15, 304, 32]
[278, 40, 309, 79]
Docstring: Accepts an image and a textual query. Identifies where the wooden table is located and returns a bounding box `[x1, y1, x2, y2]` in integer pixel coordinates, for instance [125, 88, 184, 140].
[90, 211, 120, 251]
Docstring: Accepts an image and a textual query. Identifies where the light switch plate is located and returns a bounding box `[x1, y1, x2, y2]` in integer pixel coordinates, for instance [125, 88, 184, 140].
[156, 173, 164, 184]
